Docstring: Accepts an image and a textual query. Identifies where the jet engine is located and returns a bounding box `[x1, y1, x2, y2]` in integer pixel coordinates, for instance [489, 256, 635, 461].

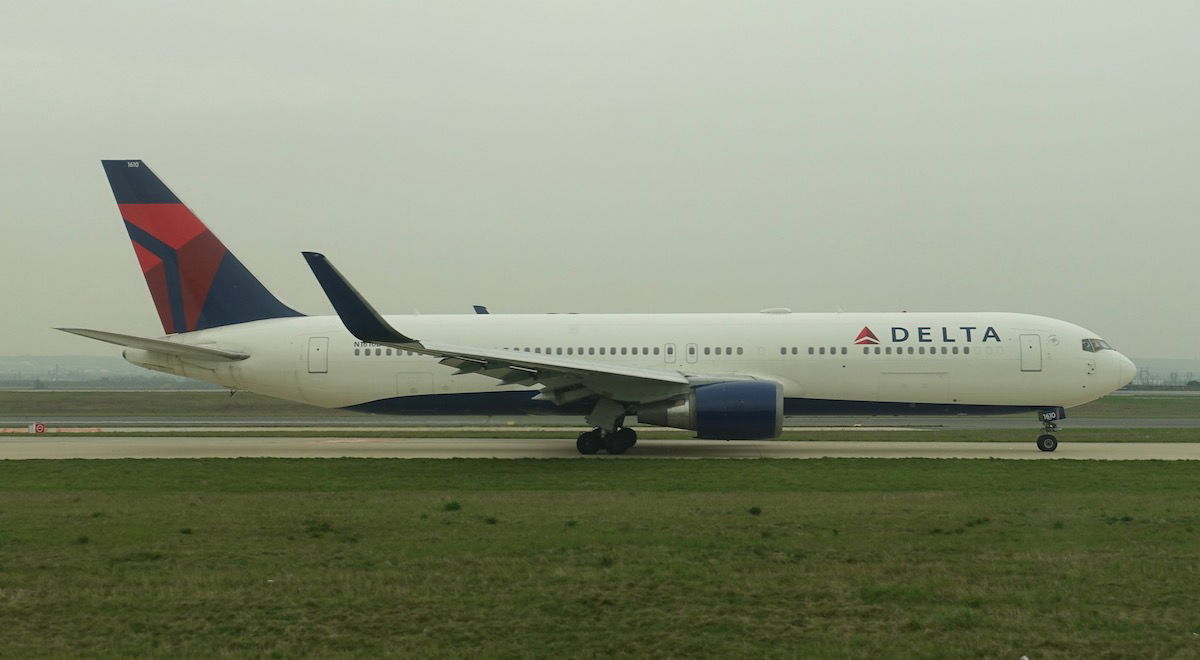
[637, 381, 783, 440]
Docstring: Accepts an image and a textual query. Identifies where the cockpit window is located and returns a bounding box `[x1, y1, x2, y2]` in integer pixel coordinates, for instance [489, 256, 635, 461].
[1081, 338, 1113, 352]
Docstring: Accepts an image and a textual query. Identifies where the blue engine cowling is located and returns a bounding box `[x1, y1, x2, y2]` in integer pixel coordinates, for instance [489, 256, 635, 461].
[637, 381, 783, 440]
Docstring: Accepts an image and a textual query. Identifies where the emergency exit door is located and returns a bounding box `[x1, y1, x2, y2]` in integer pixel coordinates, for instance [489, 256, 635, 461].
[308, 337, 329, 373]
[1019, 334, 1042, 372]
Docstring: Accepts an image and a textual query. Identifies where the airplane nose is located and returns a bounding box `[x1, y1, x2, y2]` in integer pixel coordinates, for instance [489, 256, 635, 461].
[1118, 354, 1136, 388]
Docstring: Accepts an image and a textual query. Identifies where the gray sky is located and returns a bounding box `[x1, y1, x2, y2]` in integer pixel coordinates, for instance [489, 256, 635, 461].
[2, 2, 1197, 359]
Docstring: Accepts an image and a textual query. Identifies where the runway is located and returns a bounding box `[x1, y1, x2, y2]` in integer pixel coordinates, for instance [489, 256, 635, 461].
[2, 436, 1198, 460]
[2, 416, 1198, 429]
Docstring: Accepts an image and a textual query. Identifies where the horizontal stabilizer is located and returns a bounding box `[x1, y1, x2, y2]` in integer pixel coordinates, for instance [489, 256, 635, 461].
[56, 328, 249, 361]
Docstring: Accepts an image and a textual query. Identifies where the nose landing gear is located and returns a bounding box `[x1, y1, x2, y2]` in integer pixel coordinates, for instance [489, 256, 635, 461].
[1036, 433, 1058, 452]
[1036, 408, 1064, 452]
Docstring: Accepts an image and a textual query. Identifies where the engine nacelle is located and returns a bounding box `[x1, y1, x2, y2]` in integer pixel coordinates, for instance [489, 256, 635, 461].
[637, 381, 783, 440]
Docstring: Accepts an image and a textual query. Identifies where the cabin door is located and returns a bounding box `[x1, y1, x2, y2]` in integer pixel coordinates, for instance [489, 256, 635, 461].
[1019, 334, 1042, 372]
[308, 337, 329, 374]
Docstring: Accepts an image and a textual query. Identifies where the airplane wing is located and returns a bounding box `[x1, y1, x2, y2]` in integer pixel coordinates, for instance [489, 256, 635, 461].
[302, 252, 692, 406]
[57, 328, 250, 361]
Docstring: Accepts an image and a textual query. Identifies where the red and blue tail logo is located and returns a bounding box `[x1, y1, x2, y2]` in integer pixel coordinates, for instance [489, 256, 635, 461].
[102, 160, 301, 334]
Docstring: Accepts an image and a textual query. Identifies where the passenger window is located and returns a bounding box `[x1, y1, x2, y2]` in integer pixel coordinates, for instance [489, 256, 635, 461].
[907, 347, 914, 355]
[599, 348, 606, 355]
[964, 347, 970, 354]
[621, 347, 627, 355]
[808, 347, 814, 355]
[952, 347, 959, 354]
[566, 348, 573, 355]
[354, 349, 360, 356]
[780, 347, 787, 355]
[919, 347, 925, 355]
[687, 346, 695, 355]
[704, 347, 711, 355]
[791, 347, 798, 355]
[941, 347, 948, 354]
[874, 347, 881, 354]
[643, 347, 650, 354]
[737, 347, 743, 355]
[535, 348, 541, 353]
[819, 347, 826, 355]
[589, 347, 595, 355]
[666, 346, 673, 355]
[653, 347, 660, 355]
[386, 349, 392, 356]
[863, 347, 869, 355]
[840, 347, 846, 355]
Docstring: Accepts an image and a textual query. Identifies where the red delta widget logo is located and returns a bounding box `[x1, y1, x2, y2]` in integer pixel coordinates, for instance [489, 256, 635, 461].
[855, 326, 1001, 344]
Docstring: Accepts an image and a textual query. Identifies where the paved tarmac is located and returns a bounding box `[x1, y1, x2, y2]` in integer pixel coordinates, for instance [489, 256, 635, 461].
[2, 416, 1199, 429]
[2, 436, 1197, 460]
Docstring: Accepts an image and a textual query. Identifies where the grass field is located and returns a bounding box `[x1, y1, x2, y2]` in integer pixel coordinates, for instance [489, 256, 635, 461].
[1, 459, 1197, 657]
[0, 390, 1197, 420]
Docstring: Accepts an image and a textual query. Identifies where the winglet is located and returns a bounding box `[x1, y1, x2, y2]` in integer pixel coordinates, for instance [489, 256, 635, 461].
[301, 252, 418, 345]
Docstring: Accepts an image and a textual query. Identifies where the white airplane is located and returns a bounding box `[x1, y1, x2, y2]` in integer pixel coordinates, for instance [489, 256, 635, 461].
[62, 160, 1136, 454]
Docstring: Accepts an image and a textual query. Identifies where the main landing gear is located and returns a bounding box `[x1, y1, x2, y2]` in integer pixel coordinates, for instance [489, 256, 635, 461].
[576, 427, 638, 455]
[1036, 409, 1061, 452]
[578, 398, 638, 455]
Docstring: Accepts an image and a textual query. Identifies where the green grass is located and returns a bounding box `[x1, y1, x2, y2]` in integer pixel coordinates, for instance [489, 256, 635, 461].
[1070, 394, 1200, 418]
[1, 390, 1197, 419]
[1, 459, 1198, 657]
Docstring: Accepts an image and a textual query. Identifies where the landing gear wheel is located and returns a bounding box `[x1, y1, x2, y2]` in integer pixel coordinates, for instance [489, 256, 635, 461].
[576, 429, 602, 455]
[604, 427, 637, 455]
[1036, 434, 1058, 452]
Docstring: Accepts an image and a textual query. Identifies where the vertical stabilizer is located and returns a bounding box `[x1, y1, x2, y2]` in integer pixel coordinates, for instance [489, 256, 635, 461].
[101, 160, 302, 334]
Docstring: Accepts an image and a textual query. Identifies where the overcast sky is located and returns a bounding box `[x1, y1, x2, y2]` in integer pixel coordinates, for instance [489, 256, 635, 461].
[2, 2, 1197, 359]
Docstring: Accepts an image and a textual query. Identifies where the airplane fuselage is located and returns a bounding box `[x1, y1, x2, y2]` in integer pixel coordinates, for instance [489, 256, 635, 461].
[123, 311, 1133, 417]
